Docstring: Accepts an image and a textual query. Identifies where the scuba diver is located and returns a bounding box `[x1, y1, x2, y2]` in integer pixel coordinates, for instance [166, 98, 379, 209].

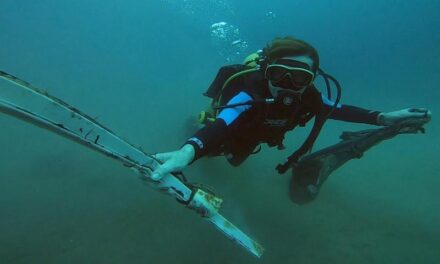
[150, 36, 431, 200]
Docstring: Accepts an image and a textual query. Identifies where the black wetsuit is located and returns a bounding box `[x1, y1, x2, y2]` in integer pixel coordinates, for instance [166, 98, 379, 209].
[185, 67, 381, 166]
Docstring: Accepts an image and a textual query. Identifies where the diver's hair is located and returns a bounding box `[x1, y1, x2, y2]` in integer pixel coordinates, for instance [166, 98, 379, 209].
[264, 36, 320, 73]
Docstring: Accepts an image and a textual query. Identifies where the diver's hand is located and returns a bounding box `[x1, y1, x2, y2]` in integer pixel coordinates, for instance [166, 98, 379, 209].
[150, 144, 195, 181]
[377, 108, 432, 126]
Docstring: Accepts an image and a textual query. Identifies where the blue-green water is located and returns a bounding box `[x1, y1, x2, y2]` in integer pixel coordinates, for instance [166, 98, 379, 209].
[1, 1, 439, 263]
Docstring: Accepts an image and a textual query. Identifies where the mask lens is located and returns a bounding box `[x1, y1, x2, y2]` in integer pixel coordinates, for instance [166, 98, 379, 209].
[274, 75, 296, 90]
[266, 66, 290, 82]
[266, 65, 314, 90]
[291, 70, 313, 87]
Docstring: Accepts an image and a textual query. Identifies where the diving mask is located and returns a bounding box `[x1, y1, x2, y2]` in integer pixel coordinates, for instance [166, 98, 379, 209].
[265, 64, 315, 91]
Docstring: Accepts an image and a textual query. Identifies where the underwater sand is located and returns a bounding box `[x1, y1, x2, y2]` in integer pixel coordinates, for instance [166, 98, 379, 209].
[1, 1, 439, 263]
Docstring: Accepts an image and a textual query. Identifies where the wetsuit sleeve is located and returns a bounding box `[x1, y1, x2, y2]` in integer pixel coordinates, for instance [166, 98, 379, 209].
[185, 91, 253, 161]
[322, 95, 382, 125]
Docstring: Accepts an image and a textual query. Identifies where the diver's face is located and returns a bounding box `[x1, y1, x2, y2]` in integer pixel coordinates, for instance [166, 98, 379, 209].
[267, 55, 314, 98]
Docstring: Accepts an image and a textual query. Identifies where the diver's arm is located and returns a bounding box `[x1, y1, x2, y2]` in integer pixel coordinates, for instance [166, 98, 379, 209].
[150, 91, 253, 180]
[328, 104, 382, 125]
[150, 118, 229, 181]
[321, 95, 381, 125]
[186, 91, 253, 161]
[185, 118, 229, 161]
[323, 95, 431, 126]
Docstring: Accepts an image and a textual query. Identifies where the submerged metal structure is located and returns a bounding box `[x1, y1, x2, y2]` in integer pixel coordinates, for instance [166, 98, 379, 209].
[0, 71, 264, 258]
